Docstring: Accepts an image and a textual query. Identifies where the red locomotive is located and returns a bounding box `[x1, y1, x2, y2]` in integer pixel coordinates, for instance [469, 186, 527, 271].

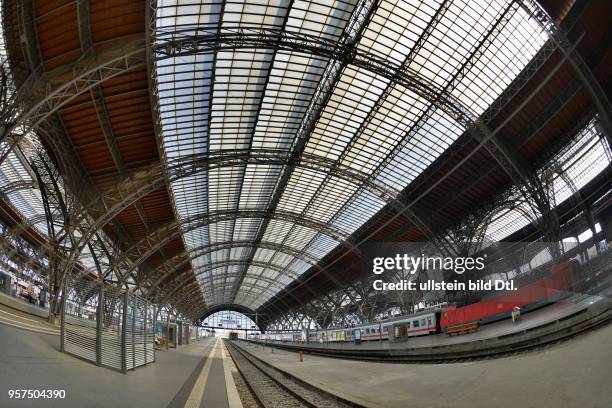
[440, 259, 579, 334]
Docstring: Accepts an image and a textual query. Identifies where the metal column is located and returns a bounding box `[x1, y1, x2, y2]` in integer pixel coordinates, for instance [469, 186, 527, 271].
[121, 291, 128, 373]
[144, 300, 148, 365]
[96, 283, 104, 366]
[59, 280, 67, 352]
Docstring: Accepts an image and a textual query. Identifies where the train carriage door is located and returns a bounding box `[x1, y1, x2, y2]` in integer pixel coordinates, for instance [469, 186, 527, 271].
[354, 328, 361, 345]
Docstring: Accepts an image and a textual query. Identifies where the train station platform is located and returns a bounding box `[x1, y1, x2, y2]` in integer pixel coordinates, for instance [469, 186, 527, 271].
[0, 318, 242, 408]
[0, 302, 59, 336]
[233, 322, 612, 408]
[258, 290, 612, 354]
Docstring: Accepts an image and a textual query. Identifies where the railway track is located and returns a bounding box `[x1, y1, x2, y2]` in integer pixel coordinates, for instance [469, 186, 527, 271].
[224, 340, 359, 408]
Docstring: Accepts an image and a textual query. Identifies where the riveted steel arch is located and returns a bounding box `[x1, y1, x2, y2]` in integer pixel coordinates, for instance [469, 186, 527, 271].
[0, 180, 38, 196]
[157, 259, 312, 304]
[59, 148, 410, 287]
[160, 275, 295, 321]
[154, 260, 304, 300]
[114, 209, 348, 287]
[165, 273, 290, 315]
[150, 24, 544, 255]
[152, 27, 531, 170]
[143, 240, 320, 295]
[173, 260, 303, 292]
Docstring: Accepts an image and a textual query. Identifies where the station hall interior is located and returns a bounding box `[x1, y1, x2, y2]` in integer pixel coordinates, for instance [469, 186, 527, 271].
[0, 0, 610, 407]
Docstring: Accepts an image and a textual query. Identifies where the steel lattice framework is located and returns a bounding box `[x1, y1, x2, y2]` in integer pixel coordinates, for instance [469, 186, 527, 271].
[144, 0, 578, 315]
[0, 0, 609, 324]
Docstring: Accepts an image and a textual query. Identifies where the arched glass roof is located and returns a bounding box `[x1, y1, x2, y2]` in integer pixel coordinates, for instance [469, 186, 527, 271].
[484, 117, 611, 242]
[151, 0, 553, 311]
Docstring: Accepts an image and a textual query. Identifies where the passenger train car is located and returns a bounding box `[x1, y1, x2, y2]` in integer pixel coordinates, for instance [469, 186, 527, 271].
[255, 309, 440, 343]
[253, 260, 580, 343]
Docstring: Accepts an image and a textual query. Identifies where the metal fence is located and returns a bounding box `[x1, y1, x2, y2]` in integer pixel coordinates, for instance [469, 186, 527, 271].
[61, 277, 156, 373]
[177, 320, 190, 345]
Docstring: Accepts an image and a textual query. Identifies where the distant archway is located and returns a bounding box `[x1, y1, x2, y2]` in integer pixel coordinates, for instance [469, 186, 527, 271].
[199, 305, 264, 335]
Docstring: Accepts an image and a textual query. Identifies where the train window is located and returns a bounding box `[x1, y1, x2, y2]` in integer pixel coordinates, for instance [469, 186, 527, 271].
[366, 328, 370, 334]
[383, 327, 388, 332]
[413, 320, 419, 328]
[428, 318, 432, 326]
[420, 319, 426, 326]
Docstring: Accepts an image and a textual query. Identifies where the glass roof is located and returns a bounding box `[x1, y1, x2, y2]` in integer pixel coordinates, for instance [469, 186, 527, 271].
[153, 0, 550, 310]
[484, 117, 611, 242]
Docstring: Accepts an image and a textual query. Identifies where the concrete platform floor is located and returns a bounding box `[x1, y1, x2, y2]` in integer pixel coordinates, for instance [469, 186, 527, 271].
[235, 322, 612, 408]
[0, 319, 240, 408]
[0, 303, 59, 336]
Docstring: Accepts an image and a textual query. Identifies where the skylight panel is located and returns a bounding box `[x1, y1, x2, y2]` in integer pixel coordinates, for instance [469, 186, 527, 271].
[304, 233, 342, 258]
[226, 246, 248, 262]
[268, 252, 297, 268]
[340, 84, 428, 173]
[261, 219, 294, 244]
[0, 151, 47, 237]
[304, 66, 386, 162]
[485, 205, 533, 242]
[304, 176, 360, 223]
[191, 253, 211, 270]
[183, 229, 210, 252]
[553, 123, 609, 203]
[286, 0, 355, 41]
[451, 4, 548, 115]
[286, 258, 311, 275]
[331, 189, 386, 234]
[251, 51, 328, 151]
[156, 0, 222, 30]
[408, 0, 509, 88]
[375, 108, 464, 190]
[232, 218, 262, 241]
[358, 0, 440, 65]
[222, 0, 289, 29]
[237, 164, 280, 209]
[279, 224, 319, 249]
[172, 174, 208, 217]
[253, 248, 276, 263]
[209, 248, 230, 264]
[209, 49, 273, 151]
[276, 167, 327, 213]
[208, 166, 243, 211]
[209, 219, 235, 247]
